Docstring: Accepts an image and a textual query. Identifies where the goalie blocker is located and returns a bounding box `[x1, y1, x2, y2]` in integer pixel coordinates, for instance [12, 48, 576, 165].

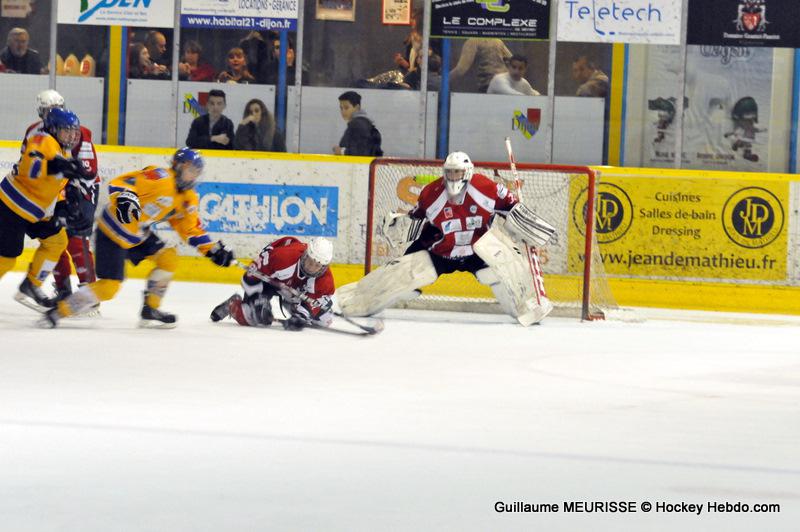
[338, 150, 556, 325]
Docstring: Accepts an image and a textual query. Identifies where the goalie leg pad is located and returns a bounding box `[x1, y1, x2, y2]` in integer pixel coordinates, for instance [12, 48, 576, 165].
[337, 250, 438, 316]
[474, 220, 552, 326]
[506, 203, 557, 247]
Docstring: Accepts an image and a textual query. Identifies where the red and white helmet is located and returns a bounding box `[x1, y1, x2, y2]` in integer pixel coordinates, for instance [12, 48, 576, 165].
[300, 238, 333, 277]
[443, 151, 473, 197]
[36, 89, 65, 119]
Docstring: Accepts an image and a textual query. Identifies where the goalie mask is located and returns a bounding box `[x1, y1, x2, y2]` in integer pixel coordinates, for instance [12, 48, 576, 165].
[300, 238, 333, 278]
[443, 151, 473, 198]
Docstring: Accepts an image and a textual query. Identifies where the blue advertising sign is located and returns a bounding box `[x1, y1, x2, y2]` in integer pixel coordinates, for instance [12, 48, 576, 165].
[181, 0, 298, 30]
[196, 182, 338, 236]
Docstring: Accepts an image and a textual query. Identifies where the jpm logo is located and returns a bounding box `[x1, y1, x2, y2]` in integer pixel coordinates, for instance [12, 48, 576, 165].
[511, 108, 541, 140]
[572, 183, 632, 243]
[79, 0, 152, 23]
[197, 182, 338, 236]
[477, 0, 510, 13]
[722, 187, 783, 248]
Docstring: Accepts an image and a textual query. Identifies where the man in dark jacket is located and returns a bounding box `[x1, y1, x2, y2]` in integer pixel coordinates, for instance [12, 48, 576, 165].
[333, 91, 383, 157]
[186, 89, 235, 150]
[0, 28, 44, 74]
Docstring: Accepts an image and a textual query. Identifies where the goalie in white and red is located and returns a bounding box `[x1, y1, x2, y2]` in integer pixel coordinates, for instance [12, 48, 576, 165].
[337, 151, 557, 325]
[210, 236, 335, 331]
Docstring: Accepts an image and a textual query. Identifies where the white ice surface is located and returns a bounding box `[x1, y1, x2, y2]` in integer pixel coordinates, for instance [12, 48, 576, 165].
[0, 272, 798, 531]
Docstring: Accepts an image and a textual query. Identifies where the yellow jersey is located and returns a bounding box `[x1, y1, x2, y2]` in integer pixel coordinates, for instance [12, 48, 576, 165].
[98, 166, 214, 253]
[0, 132, 71, 222]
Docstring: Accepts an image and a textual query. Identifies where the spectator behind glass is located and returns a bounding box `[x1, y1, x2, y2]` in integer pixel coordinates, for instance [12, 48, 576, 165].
[401, 49, 442, 91]
[0, 28, 44, 74]
[334, 91, 383, 157]
[266, 33, 307, 85]
[144, 30, 170, 75]
[572, 55, 609, 98]
[239, 31, 271, 83]
[128, 42, 169, 79]
[186, 89, 235, 150]
[178, 40, 214, 82]
[216, 47, 255, 84]
[234, 99, 287, 152]
[488, 54, 540, 96]
[449, 38, 512, 93]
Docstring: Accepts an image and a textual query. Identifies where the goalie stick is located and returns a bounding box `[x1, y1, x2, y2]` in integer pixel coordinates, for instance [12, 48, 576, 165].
[503, 137, 547, 305]
[233, 261, 384, 336]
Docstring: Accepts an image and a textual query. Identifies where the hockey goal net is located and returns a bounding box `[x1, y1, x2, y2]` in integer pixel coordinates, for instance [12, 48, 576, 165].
[365, 158, 619, 320]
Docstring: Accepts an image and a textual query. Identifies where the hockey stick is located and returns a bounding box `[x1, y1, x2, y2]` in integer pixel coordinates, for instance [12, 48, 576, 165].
[232, 260, 384, 335]
[503, 137, 547, 305]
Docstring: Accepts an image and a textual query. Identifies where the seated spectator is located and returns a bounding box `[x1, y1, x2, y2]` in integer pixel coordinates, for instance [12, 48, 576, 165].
[0, 28, 44, 74]
[266, 33, 307, 85]
[239, 31, 271, 83]
[234, 99, 286, 152]
[128, 42, 169, 80]
[487, 55, 540, 96]
[178, 40, 215, 82]
[401, 50, 442, 91]
[186, 89, 235, 150]
[216, 47, 255, 84]
[333, 91, 383, 157]
[393, 7, 423, 74]
[573, 56, 609, 98]
[144, 30, 170, 76]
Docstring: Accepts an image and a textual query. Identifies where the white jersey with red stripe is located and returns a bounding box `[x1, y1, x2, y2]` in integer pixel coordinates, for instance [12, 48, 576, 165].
[408, 173, 518, 258]
[244, 236, 335, 323]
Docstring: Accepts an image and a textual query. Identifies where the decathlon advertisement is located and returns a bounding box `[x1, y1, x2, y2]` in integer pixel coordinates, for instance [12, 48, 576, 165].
[556, 0, 681, 44]
[181, 0, 298, 30]
[568, 170, 790, 282]
[59, 0, 175, 27]
[430, 0, 550, 40]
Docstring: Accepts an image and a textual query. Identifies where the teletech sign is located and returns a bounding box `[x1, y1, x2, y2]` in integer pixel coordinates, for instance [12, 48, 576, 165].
[431, 0, 550, 40]
[687, 0, 800, 48]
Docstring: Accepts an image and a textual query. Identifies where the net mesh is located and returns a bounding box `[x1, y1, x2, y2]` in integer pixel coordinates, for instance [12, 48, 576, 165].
[367, 160, 619, 319]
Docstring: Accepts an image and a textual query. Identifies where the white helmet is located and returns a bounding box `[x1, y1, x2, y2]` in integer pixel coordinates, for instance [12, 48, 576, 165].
[300, 238, 333, 277]
[443, 151, 474, 197]
[36, 89, 65, 119]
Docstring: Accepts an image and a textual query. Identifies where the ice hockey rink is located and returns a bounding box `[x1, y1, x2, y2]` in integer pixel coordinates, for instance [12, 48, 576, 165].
[0, 272, 798, 531]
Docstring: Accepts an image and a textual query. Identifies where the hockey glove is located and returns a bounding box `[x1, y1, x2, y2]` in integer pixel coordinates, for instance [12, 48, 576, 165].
[49, 156, 85, 181]
[250, 294, 274, 326]
[282, 314, 307, 331]
[207, 240, 234, 267]
[115, 190, 141, 224]
[64, 184, 93, 233]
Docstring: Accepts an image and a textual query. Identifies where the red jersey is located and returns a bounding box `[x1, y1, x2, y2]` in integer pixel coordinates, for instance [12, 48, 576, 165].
[409, 173, 517, 258]
[244, 236, 335, 322]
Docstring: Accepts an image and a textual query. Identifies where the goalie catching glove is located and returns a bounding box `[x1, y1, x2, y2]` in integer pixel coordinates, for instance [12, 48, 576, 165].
[381, 211, 426, 248]
[504, 203, 557, 247]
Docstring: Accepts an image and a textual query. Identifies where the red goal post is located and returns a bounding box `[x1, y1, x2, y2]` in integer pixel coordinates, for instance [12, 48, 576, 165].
[365, 158, 613, 320]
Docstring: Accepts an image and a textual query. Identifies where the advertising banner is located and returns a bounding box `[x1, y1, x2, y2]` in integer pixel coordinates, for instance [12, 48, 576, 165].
[641, 45, 773, 172]
[430, 0, 550, 40]
[181, 0, 298, 30]
[687, 0, 800, 48]
[197, 182, 338, 237]
[568, 174, 789, 282]
[557, 0, 681, 44]
[58, 0, 175, 27]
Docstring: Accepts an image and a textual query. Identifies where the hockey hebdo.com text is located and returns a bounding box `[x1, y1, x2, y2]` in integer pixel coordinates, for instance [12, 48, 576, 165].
[577, 251, 778, 272]
[494, 500, 781, 515]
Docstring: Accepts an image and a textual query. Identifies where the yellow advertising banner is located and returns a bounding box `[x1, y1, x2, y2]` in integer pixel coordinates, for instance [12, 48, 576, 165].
[569, 171, 789, 281]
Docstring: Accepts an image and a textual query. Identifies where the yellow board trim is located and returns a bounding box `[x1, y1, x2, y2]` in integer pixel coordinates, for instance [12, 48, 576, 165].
[106, 26, 123, 146]
[594, 165, 798, 182]
[607, 43, 626, 166]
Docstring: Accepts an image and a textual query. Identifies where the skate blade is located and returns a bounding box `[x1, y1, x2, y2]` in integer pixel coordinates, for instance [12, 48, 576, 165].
[75, 308, 101, 318]
[138, 319, 177, 329]
[13, 293, 48, 314]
